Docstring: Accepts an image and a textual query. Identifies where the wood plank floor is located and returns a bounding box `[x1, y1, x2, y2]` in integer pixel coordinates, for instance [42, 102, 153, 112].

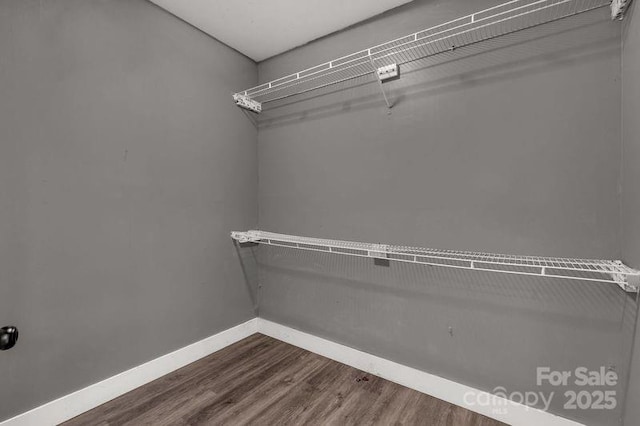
[64, 334, 507, 426]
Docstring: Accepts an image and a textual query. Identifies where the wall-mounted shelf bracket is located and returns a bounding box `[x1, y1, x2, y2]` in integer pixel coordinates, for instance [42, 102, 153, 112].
[369, 244, 390, 259]
[376, 64, 399, 82]
[613, 261, 640, 292]
[231, 230, 640, 293]
[611, 0, 633, 20]
[233, 93, 262, 114]
[231, 230, 262, 243]
[369, 55, 393, 109]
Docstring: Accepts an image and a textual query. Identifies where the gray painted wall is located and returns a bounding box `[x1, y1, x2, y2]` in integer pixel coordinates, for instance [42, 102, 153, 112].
[622, 2, 640, 425]
[622, 0, 640, 269]
[257, 1, 629, 425]
[0, 0, 257, 421]
[0, 0, 635, 424]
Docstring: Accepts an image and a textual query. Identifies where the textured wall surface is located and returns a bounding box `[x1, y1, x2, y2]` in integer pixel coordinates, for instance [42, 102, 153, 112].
[1, 0, 636, 425]
[257, 1, 628, 425]
[622, 1, 640, 425]
[0, 0, 257, 420]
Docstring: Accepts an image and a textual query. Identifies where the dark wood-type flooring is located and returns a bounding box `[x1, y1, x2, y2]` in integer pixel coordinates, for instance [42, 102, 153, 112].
[64, 334, 507, 426]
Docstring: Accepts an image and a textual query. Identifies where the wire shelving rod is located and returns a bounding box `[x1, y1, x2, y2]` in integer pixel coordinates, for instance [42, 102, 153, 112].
[232, 0, 612, 112]
[231, 230, 640, 292]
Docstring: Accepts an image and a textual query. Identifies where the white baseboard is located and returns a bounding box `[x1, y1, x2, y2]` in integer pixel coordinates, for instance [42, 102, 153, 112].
[2, 317, 583, 426]
[257, 319, 584, 426]
[1, 318, 259, 426]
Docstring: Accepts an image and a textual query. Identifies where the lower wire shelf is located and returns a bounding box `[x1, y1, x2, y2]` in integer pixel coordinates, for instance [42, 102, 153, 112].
[231, 230, 640, 293]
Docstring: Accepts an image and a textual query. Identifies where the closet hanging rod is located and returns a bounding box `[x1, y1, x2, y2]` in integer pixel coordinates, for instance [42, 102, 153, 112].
[231, 230, 640, 293]
[232, 0, 611, 112]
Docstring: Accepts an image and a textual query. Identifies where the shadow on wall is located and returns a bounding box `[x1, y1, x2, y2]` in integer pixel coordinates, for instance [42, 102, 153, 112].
[257, 9, 619, 129]
[257, 245, 638, 426]
[234, 241, 261, 315]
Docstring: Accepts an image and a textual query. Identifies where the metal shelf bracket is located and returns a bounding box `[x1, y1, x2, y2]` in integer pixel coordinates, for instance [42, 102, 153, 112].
[231, 230, 262, 244]
[233, 93, 262, 114]
[369, 55, 393, 109]
[614, 261, 640, 292]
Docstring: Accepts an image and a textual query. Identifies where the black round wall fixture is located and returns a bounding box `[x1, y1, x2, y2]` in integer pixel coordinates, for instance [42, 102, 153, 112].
[0, 326, 18, 351]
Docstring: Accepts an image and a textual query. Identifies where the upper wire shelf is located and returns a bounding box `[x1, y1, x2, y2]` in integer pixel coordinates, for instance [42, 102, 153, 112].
[233, 0, 611, 112]
[231, 230, 640, 292]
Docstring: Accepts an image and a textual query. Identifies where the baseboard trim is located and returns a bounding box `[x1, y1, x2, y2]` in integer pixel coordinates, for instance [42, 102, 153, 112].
[257, 319, 584, 426]
[3, 317, 584, 426]
[0, 318, 259, 426]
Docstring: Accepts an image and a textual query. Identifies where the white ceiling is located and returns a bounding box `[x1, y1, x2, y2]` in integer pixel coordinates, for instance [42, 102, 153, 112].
[150, 0, 414, 62]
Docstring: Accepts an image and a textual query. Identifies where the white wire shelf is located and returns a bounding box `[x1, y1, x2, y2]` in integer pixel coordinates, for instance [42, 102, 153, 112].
[231, 230, 640, 292]
[232, 0, 611, 112]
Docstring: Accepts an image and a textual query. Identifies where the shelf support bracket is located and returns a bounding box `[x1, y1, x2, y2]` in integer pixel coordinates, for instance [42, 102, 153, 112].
[231, 230, 262, 244]
[614, 275, 640, 293]
[613, 262, 640, 293]
[611, 0, 633, 20]
[233, 93, 262, 114]
[368, 55, 393, 109]
[369, 244, 389, 259]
